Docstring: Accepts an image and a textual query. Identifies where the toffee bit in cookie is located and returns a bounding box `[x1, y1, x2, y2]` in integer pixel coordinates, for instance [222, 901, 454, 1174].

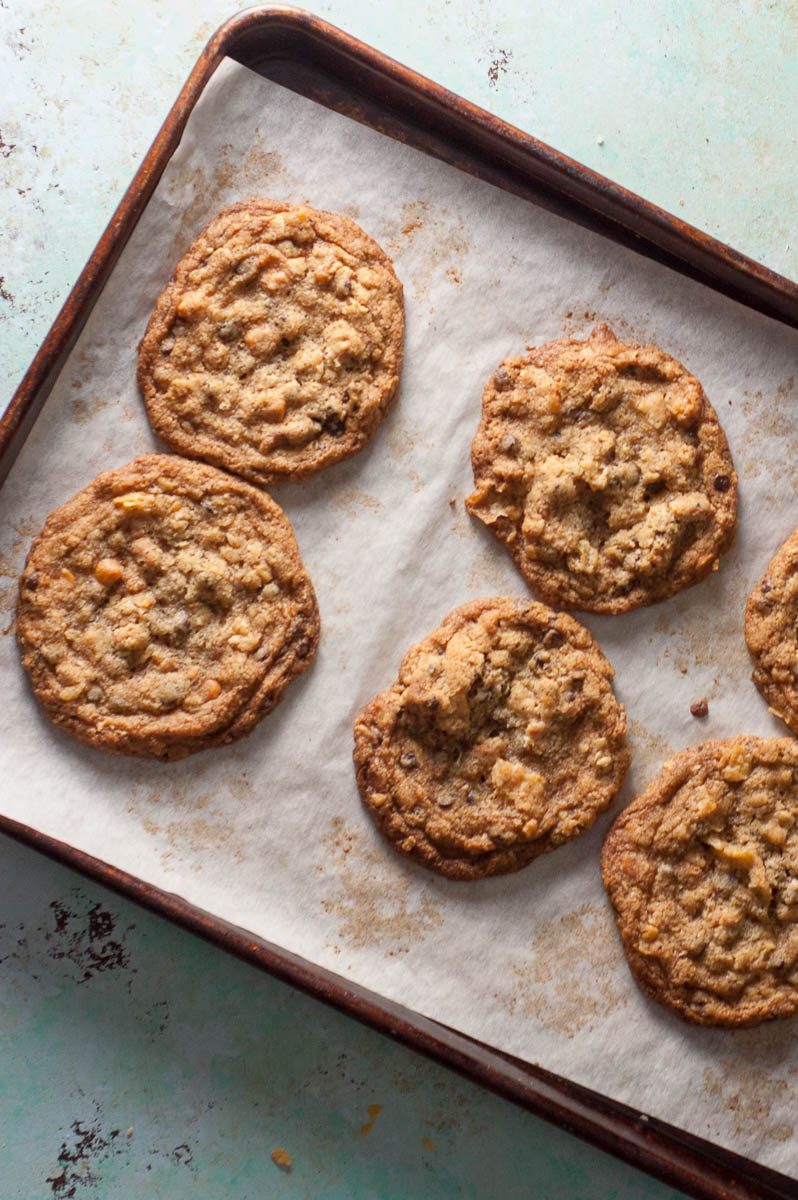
[94, 557, 124, 586]
[16, 455, 319, 760]
[466, 326, 738, 614]
[690, 698, 709, 718]
[353, 598, 628, 880]
[602, 736, 798, 1026]
[138, 200, 404, 485]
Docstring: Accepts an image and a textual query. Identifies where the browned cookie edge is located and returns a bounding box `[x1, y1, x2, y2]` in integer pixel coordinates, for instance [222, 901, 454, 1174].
[137, 199, 404, 485]
[354, 597, 629, 881]
[16, 454, 320, 760]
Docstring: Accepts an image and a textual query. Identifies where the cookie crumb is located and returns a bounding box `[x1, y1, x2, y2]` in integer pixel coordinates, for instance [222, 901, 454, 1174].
[126, 1128, 134, 1138]
[422, 1136, 437, 1152]
[271, 1148, 292, 1171]
[690, 698, 709, 719]
[448, 496, 457, 507]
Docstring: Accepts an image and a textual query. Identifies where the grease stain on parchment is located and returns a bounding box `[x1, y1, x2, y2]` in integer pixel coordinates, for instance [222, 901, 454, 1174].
[497, 903, 626, 1037]
[320, 818, 443, 956]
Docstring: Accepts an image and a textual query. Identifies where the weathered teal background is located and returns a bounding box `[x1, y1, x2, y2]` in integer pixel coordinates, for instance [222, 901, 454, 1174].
[2, 2, 795, 1196]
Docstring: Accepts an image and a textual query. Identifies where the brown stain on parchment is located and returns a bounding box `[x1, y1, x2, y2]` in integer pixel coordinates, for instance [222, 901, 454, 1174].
[0, 534, 26, 616]
[466, 539, 506, 591]
[560, 308, 648, 344]
[498, 903, 626, 1037]
[650, 556, 751, 695]
[163, 147, 294, 261]
[330, 487, 383, 519]
[128, 772, 253, 870]
[386, 200, 469, 301]
[385, 419, 425, 493]
[448, 498, 476, 542]
[702, 1059, 795, 1144]
[738, 378, 798, 494]
[628, 719, 675, 783]
[70, 392, 109, 426]
[320, 818, 443, 956]
[1, 517, 42, 619]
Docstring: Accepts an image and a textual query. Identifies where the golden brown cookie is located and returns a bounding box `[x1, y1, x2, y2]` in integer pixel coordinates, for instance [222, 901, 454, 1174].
[16, 455, 319, 759]
[745, 528, 798, 734]
[138, 200, 404, 485]
[353, 598, 629, 880]
[466, 325, 737, 614]
[602, 736, 798, 1027]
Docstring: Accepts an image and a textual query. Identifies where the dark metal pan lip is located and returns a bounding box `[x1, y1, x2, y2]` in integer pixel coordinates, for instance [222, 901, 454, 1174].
[2, 9, 796, 1198]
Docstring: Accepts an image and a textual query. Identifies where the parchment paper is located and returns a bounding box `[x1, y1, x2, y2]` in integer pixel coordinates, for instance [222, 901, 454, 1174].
[2, 58, 798, 1175]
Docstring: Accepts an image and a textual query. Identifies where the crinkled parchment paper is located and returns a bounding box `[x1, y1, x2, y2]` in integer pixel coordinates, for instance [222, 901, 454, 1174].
[2, 59, 798, 1175]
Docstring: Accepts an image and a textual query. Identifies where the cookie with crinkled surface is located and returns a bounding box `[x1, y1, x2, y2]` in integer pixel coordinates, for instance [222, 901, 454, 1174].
[745, 528, 798, 735]
[16, 455, 319, 759]
[602, 737, 798, 1026]
[353, 598, 629, 880]
[466, 325, 737, 614]
[138, 200, 404, 484]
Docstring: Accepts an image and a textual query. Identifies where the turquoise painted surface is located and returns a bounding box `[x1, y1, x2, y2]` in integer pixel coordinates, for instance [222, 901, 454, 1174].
[0, 838, 687, 1198]
[2, 2, 796, 1196]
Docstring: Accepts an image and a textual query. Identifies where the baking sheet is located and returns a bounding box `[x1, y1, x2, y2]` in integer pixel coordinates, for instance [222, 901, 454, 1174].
[2, 57, 798, 1175]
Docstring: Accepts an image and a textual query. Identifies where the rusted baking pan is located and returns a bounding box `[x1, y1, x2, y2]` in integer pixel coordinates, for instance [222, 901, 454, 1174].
[1, 9, 796, 1199]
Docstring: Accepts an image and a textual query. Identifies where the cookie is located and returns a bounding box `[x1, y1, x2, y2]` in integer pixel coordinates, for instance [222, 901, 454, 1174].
[745, 528, 798, 734]
[16, 455, 319, 759]
[466, 325, 737, 614]
[353, 597, 629, 880]
[602, 737, 798, 1026]
[138, 200, 404, 485]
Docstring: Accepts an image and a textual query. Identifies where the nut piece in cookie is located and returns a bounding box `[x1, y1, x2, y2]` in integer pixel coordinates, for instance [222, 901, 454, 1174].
[602, 736, 798, 1026]
[466, 325, 737, 614]
[353, 597, 629, 880]
[745, 527, 798, 735]
[138, 200, 404, 485]
[16, 455, 319, 760]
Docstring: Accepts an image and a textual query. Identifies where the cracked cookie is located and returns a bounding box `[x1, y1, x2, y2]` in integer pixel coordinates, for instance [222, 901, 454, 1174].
[138, 200, 404, 484]
[353, 597, 629, 880]
[745, 528, 798, 735]
[466, 325, 737, 614]
[17, 454, 319, 759]
[602, 737, 798, 1026]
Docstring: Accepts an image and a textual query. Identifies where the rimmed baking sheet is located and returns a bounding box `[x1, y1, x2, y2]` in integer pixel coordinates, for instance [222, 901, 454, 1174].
[2, 53, 798, 1180]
